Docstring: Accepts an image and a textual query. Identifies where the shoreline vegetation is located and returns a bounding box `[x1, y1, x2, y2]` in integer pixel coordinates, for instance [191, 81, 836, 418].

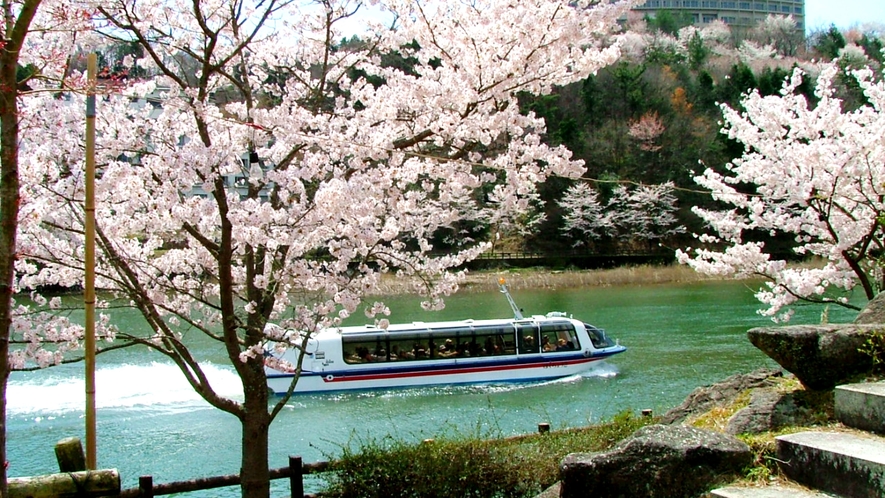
[373, 264, 739, 296]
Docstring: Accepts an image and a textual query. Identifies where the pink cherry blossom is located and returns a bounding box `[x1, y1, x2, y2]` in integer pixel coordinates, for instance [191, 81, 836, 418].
[679, 61, 885, 322]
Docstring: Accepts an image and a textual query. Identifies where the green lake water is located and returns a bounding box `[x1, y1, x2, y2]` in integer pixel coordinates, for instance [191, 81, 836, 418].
[6, 279, 862, 495]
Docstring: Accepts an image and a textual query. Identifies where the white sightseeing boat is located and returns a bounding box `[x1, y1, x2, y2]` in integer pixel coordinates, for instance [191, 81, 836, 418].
[264, 280, 626, 395]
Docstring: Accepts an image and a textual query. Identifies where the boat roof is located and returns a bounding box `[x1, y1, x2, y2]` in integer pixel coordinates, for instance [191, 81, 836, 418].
[322, 314, 577, 337]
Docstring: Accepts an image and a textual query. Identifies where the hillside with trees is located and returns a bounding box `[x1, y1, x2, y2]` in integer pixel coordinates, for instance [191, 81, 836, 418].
[517, 14, 884, 258]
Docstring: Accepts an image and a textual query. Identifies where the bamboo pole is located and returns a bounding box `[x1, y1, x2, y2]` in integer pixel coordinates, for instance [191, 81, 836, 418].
[84, 53, 97, 470]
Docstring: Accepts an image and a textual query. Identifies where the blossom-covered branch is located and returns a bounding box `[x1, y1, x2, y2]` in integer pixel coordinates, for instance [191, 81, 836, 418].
[678, 62, 885, 322]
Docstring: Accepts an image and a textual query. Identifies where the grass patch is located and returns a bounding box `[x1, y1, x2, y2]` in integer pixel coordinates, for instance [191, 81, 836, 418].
[737, 431, 782, 484]
[859, 330, 885, 374]
[689, 389, 752, 432]
[321, 410, 654, 498]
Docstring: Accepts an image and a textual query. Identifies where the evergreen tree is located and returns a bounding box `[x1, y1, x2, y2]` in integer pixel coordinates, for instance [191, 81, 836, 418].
[813, 25, 847, 60]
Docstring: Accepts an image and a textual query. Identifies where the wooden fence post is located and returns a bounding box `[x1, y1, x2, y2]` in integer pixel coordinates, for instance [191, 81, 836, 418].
[289, 456, 303, 498]
[139, 475, 154, 498]
[54, 437, 86, 472]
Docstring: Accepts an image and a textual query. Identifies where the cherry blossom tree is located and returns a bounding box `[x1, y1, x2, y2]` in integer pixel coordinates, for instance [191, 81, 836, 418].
[559, 181, 682, 248]
[606, 182, 683, 248]
[750, 14, 802, 57]
[559, 182, 611, 245]
[14, 0, 637, 495]
[627, 111, 665, 151]
[677, 62, 885, 322]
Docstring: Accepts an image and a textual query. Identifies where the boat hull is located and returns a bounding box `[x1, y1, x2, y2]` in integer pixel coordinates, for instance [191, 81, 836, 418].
[266, 349, 623, 395]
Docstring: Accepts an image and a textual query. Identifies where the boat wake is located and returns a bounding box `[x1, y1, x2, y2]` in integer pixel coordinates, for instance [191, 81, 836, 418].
[582, 361, 620, 378]
[7, 362, 242, 416]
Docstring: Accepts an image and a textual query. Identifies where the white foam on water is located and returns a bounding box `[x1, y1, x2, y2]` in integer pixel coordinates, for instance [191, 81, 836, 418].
[582, 361, 620, 378]
[7, 362, 243, 416]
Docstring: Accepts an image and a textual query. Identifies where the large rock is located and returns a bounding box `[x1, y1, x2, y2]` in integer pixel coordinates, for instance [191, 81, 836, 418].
[660, 368, 782, 425]
[726, 388, 824, 435]
[747, 325, 876, 391]
[853, 291, 885, 324]
[559, 424, 752, 498]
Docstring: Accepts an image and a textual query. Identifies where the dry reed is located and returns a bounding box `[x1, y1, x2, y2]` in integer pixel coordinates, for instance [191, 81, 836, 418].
[372, 264, 727, 295]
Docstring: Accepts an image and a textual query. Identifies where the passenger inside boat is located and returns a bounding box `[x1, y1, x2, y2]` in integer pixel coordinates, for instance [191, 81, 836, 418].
[555, 338, 575, 351]
[438, 339, 457, 358]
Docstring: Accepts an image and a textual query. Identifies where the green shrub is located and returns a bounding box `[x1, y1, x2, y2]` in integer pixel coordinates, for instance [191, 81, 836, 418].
[324, 436, 535, 498]
[859, 330, 885, 374]
[322, 410, 653, 498]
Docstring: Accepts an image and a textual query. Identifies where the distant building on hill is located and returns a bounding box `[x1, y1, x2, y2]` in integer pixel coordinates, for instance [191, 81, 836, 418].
[632, 0, 805, 33]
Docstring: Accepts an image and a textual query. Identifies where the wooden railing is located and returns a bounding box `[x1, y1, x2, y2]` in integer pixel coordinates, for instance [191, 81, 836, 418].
[11, 438, 333, 498]
[118, 456, 331, 498]
[464, 249, 674, 269]
[474, 249, 672, 260]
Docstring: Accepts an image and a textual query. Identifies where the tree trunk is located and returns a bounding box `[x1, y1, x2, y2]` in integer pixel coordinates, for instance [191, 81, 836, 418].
[0, 41, 23, 498]
[1, 5, 44, 495]
[239, 364, 272, 498]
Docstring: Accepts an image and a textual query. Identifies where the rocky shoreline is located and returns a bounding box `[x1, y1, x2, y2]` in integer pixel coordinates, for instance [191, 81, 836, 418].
[535, 295, 885, 497]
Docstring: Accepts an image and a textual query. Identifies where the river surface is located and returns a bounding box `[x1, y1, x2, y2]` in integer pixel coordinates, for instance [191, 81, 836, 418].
[6, 279, 862, 495]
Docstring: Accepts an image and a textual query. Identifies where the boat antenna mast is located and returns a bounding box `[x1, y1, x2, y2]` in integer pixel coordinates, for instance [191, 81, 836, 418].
[498, 278, 524, 319]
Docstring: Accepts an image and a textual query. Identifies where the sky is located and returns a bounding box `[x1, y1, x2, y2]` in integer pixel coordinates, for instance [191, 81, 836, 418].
[804, 0, 885, 32]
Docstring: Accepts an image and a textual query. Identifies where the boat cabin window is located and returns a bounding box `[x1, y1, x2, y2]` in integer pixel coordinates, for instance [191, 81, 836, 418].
[387, 333, 433, 361]
[341, 324, 524, 363]
[342, 334, 396, 364]
[430, 327, 469, 358]
[517, 323, 539, 354]
[342, 332, 436, 363]
[539, 322, 579, 352]
[583, 323, 615, 348]
[473, 326, 515, 355]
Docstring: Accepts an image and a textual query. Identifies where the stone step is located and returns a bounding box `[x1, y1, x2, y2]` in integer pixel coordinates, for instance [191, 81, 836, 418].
[835, 381, 885, 434]
[776, 431, 885, 498]
[709, 485, 838, 497]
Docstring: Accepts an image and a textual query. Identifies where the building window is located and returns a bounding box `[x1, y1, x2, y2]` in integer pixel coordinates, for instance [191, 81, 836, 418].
[722, 1, 736, 8]
[740, 2, 751, 8]
[702, 13, 719, 22]
[755, 2, 766, 9]
[794, 6, 802, 13]
[701, 0, 719, 7]
[769, 3, 779, 12]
